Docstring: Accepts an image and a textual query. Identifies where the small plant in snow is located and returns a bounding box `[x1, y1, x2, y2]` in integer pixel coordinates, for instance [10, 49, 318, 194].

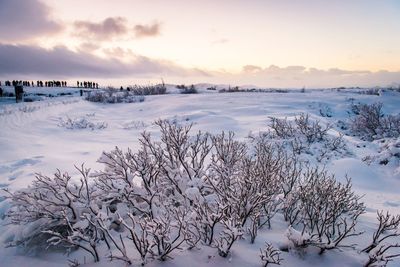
[260, 242, 283, 266]
[362, 137, 400, 169]
[216, 217, 244, 257]
[116, 213, 153, 265]
[362, 211, 400, 267]
[295, 113, 331, 144]
[268, 113, 347, 162]
[147, 210, 190, 261]
[121, 120, 147, 130]
[269, 113, 331, 144]
[58, 116, 107, 130]
[247, 212, 260, 244]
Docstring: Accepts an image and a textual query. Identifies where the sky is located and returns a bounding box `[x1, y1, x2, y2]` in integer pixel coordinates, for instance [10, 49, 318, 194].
[0, 0, 399, 88]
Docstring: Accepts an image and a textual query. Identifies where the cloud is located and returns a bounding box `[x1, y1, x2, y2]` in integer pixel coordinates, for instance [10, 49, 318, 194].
[0, 42, 397, 87]
[134, 22, 161, 38]
[210, 65, 400, 88]
[0, 43, 209, 79]
[74, 17, 129, 40]
[73, 18, 161, 40]
[242, 65, 263, 73]
[0, 0, 63, 41]
[78, 42, 101, 53]
[102, 47, 136, 59]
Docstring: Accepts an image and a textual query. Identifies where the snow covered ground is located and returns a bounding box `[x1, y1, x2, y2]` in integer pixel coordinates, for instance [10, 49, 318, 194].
[0, 86, 399, 266]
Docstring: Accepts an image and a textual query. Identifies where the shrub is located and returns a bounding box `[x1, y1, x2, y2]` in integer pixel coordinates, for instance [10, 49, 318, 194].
[2, 120, 383, 265]
[58, 116, 107, 130]
[359, 88, 381, 96]
[269, 113, 330, 144]
[362, 211, 400, 267]
[128, 82, 167, 95]
[178, 84, 198, 94]
[267, 113, 344, 161]
[85, 89, 145, 103]
[283, 168, 365, 254]
[350, 102, 400, 140]
[260, 243, 283, 266]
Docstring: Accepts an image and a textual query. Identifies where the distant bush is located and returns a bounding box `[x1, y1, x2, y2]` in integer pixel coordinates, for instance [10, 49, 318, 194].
[267, 113, 346, 162]
[358, 88, 381, 96]
[350, 102, 400, 140]
[218, 87, 290, 93]
[85, 89, 145, 103]
[363, 137, 400, 166]
[219, 86, 240, 93]
[180, 84, 198, 94]
[128, 82, 167, 95]
[269, 113, 332, 146]
[58, 115, 107, 130]
[387, 86, 400, 93]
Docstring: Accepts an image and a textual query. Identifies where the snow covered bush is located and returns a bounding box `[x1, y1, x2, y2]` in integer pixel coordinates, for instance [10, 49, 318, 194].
[260, 242, 283, 266]
[58, 115, 107, 130]
[359, 88, 381, 96]
[121, 120, 147, 130]
[350, 102, 400, 140]
[3, 119, 378, 265]
[216, 217, 244, 257]
[269, 113, 331, 144]
[179, 85, 198, 94]
[206, 133, 286, 246]
[350, 102, 384, 139]
[363, 137, 400, 166]
[128, 83, 167, 95]
[362, 211, 400, 267]
[3, 165, 101, 261]
[268, 113, 346, 162]
[283, 168, 365, 254]
[85, 89, 145, 103]
[294, 113, 330, 144]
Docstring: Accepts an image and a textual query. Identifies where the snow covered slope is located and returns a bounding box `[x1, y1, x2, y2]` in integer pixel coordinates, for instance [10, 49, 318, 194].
[0, 88, 399, 266]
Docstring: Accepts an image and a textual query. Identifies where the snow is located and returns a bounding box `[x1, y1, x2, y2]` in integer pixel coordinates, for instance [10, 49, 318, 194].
[0, 86, 400, 266]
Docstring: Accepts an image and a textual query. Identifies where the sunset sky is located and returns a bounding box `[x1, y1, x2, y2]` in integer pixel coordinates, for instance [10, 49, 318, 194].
[1, 0, 400, 87]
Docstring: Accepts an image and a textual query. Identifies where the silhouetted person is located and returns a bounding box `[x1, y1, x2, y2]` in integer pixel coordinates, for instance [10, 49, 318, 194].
[15, 84, 23, 103]
[0, 87, 3, 97]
